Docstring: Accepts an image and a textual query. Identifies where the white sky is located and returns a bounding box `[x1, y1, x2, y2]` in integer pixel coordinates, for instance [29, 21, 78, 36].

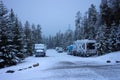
[2, 0, 101, 36]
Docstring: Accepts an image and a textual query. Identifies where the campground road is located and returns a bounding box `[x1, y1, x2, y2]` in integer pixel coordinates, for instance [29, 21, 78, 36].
[38, 50, 120, 80]
[1, 49, 120, 80]
[41, 61, 120, 80]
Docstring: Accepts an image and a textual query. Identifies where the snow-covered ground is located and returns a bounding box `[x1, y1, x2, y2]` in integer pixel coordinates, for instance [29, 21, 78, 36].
[0, 49, 120, 80]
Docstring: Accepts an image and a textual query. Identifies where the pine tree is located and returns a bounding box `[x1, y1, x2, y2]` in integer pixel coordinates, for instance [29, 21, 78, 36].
[82, 12, 89, 39]
[108, 0, 120, 51]
[96, 0, 120, 54]
[100, 0, 112, 27]
[13, 18, 25, 59]
[64, 27, 74, 47]
[54, 31, 62, 47]
[87, 4, 98, 39]
[0, 1, 9, 53]
[0, 2, 22, 66]
[47, 35, 55, 48]
[36, 24, 42, 43]
[9, 9, 23, 52]
[24, 21, 33, 56]
[108, 0, 120, 26]
[116, 25, 120, 50]
[8, 9, 23, 62]
[0, 1, 14, 66]
[97, 0, 111, 54]
[74, 11, 82, 40]
[31, 24, 36, 44]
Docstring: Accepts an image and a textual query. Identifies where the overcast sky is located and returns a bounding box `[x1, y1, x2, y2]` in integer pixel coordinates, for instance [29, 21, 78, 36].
[2, 0, 101, 36]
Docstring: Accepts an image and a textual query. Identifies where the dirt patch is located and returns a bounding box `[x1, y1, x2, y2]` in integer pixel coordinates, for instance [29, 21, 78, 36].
[45, 64, 116, 71]
[56, 61, 76, 65]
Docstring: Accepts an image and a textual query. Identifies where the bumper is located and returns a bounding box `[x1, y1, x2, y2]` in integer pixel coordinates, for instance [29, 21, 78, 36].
[35, 52, 46, 57]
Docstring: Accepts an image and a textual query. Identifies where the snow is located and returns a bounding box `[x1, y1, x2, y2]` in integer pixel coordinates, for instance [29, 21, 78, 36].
[0, 59, 4, 62]
[75, 39, 96, 43]
[95, 51, 120, 64]
[0, 49, 120, 80]
[34, 44, 46, 49]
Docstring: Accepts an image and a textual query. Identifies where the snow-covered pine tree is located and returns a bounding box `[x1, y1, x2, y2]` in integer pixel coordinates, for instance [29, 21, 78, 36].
[108, 0, 120, 51]
[36, 24, 42, 43]
[54, 31, 62, 47]
[74, 11, 82, 40]
[8, 9, 24, 64]
[97, 0, 120, 54]
[0, 1, 17, 67]
[116, 25, 120, 50]
[0, 1, 9, 54]
[82, 12, 89, 39]
[31, 24, 42, 44]
[31, 24, 36, 45]
[87, 4, 98, 39]
[59, 33, 65, 49]
[97, 0, 111, 54]
[108, 0, 120, 26]
[47, 35, 55, 48]
[24, 21, 33, 56]
[100, 0, 112, 27]
[12, 17, 25, 59]
[64, 26, 74, 47]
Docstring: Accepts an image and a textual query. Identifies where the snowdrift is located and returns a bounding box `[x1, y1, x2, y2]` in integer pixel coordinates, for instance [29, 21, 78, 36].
[94, 51, 120, 64]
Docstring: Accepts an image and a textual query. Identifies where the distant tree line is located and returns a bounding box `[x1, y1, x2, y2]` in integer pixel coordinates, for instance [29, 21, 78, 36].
[43, 28, 74, 50]
[0, 1, 42, 68]
[44, 0, 120, 55]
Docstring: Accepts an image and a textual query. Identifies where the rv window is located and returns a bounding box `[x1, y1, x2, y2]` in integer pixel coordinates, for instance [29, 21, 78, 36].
[87, 43, 95, 49]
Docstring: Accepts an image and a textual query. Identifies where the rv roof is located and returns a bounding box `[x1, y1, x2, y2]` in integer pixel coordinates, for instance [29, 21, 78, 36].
[75, 39, 96, 43]
[35, 44, 45, 46]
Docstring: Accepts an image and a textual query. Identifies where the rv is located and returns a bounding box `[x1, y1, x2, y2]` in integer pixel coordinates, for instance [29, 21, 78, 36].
[34, 44, 46, 57]
[73, 39, 96, 56]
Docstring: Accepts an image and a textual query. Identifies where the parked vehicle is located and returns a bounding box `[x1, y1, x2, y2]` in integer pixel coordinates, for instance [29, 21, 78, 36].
[34, 44, 46, 57]
[72, 39, 96, 56]
[55, 47, 59, 51]
[56, 47, 63, 53]
[67, 45, 74, 55]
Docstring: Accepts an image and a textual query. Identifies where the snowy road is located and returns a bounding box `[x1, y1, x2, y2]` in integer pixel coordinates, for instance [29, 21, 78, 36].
[0, 49, 120, 80]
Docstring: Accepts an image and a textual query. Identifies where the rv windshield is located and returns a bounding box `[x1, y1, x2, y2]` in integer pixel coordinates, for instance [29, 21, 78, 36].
[87, 43, 95, 49]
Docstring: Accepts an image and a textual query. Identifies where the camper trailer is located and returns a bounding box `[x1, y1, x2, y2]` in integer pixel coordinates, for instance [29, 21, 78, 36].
[34, 44, 46, 57]
[73, 39, 96, 56]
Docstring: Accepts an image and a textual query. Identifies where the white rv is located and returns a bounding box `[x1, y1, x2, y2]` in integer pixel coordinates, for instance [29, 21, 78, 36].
[73, 39, 96, 56]
[34, 44, 46, 57]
